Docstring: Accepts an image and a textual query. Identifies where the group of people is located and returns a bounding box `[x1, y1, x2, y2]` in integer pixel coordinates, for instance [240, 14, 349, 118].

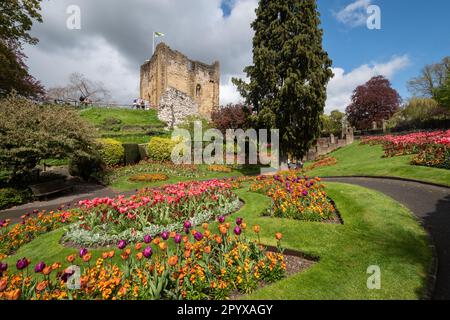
[132, 98, 150, 110]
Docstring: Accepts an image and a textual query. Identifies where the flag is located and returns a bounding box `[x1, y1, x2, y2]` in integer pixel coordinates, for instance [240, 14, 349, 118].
[154, 32, 165, 37]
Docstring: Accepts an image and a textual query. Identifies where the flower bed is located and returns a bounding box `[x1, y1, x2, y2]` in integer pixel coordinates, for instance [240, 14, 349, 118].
[360, 130, 450, 169]
[207, 165, 233, 173]
[63, 180, 241, 247]
[306, 156, 337, 171]
[128, 173, 169, 183]
[250, 173, 337, 221]
[0, 219, 287, 300]
[0, 211, 76, 257]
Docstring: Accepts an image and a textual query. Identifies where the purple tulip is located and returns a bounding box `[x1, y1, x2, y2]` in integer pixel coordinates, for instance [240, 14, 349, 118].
[60, 269, 75, 283]
[79, 248, 88, 257]
[0, 262, 7, 272]
[194, 231, 203, 241]
[218, 216, 225, 223]
[143, 234, 152, 244]
[236, 217, 243, 225]
[0, 220, 5, 227]
[34, 262, 46, 273]
[184, 227, 190, 235]
[16, 258, 29, 270]
[184, 221, 192, 229]
[143, 247, 153, 259]
[174, 234, 182, 244]
[302, 190, 308, 196]
[117, 240, 127, 250]
[234, 226, 242, 236]
[161, 231, 170, 241]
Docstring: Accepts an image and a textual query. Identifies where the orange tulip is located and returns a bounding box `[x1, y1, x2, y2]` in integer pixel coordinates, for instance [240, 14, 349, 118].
[125, 248, 131, 255]
[204, 230, 211, 238]
[82, 253, 92, 262]
[102, 252, 109, 259]
[153, 237, 161, 245]
[159, 242, 167, 251]
[253, 225, 261, 233]
[214, 235, 223, 244]
[191, 229, 197, 236]
[204, 246, 211, 254]
[170, 231, 176, 238]
[121, 253, 129, 260]
[241, 223, 247, 230]
[184, 250, 191, 258]
[42, 266, 52, 276]
[108, 251, 115, 258]
[135, 243, 142, 250]
[182, 236, 189, 243]
[202, 223, 209, 230]
[225, 222, 230, 229]
[51, 262, 61, 270]
[219, 226, 227, 235]
[66, 254, 76, 263]
[36, 281, 48, 292]
[0, 277, 7, 292]
[168, 255, 178, 266]
[136, 252, 143, 261]
[275, 233, 283, 240]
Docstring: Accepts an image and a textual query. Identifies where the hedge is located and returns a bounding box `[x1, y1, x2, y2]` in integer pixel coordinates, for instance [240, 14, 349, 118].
[147, 137, 178, 162]
[96, 138, 124, 166]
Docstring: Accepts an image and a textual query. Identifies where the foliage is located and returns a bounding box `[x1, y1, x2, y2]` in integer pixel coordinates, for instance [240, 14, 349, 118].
[211, 104, 250, 134]
[96, 138, 124, 166]
[0, 188, 30, 210]
[0, 95, 97, 182]
[233, 0, 333, 160]
[147, 137, 178, 162]
[433, 75, 450, 109]
[177, 115, 212, 139]
[321, 110, 344, 136]
[1, 221, 285, 300]
[250, 173, 336, 221]
[346, 76, 401, 130]
[68, 153, 104, 182]
[0, 41, 44, 98]
[128, 173, 169, 183]
[407, 56, 449, 98]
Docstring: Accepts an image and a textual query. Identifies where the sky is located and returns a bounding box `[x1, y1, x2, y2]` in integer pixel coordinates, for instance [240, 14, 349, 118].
[23, 0, 450, 113]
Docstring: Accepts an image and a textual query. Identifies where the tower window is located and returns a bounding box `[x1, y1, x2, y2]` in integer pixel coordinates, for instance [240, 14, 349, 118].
[196, 84, 202, 97]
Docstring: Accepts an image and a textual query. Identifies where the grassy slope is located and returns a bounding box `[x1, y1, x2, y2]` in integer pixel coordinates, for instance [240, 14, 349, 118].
[80, 107, 166, 144]
[306, 142, 450, 187]
[4, 183, 431, 299]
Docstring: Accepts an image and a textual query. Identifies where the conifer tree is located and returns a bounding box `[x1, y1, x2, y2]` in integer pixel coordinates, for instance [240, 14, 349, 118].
[233, 0, 333, 161]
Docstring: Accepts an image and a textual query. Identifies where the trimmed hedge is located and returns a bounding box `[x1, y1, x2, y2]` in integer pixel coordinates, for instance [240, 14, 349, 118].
[0, 188, 30, 210]
[147, 137, 177, 162]
[96, 138, 124, 166]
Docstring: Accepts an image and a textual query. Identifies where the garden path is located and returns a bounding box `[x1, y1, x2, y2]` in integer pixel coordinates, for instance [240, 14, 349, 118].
[324, 177, 450, 300]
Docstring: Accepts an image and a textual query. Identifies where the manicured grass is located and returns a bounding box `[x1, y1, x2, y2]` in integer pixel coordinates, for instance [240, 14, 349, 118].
[306, 142, 450, 187]
[3, 183, 431, 299]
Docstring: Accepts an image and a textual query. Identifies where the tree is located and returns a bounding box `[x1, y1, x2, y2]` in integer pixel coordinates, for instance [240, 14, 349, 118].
[47, 73, 111, 103]
[233, 0, 333, 161]
[0, 40, 44, 98]
[433, 76, 450, 108]
[346, 76, 401, 130]
[0, 0, 44, 98]
[321, 110, 344, 136]
[0, 95, 97, 183]
[211, 104, 251, 134]
[407, 56, 449, 97]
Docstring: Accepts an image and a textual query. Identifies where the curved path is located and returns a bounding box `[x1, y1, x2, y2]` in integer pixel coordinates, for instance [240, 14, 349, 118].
[324, 177, 450, 300]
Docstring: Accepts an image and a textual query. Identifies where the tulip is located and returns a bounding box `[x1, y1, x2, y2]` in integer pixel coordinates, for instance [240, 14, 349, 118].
[161, 231, 170, 240]
[143, 247, 153, 259]
[0, 262, 7, 272]
[236, 217, 243, 225]
[144, 234, 152, 244]
[234, 226, 242, 236]
[194, 231, 203, 241]
[79, 248, 88, 258]
[174, 234, 182, 244]
[135, 243, 142, 250]
[16, 258, 29, 270]
[184, 221, 192, 229]
[168, 255, 178, 266]
[218, 216, 225, 223]
[34, 262, 46, 273]
[117, 240, 127, 250]
[275, 233, 283, 240]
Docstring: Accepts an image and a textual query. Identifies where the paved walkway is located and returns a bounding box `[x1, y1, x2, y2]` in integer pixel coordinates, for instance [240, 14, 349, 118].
[324, 177, 450, 300]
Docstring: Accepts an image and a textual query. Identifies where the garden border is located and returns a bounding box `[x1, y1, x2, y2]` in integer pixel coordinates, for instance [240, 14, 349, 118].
[321, 175, 450, 189]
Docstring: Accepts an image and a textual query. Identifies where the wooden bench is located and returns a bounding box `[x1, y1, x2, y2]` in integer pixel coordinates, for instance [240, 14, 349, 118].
[29, 179, 73, 200]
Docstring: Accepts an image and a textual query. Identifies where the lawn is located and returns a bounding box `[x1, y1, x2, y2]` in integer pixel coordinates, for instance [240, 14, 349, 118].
[3, 182, 431, 299]
[79, 107, 168, 144]
[306, 142, 450, 187]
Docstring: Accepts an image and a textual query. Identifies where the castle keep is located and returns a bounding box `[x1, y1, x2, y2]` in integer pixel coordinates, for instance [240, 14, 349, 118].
[140, 43, 220, 123]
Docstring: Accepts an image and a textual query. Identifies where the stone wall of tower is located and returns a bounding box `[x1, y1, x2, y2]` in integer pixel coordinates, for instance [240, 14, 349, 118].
[140, 43, 220, 119]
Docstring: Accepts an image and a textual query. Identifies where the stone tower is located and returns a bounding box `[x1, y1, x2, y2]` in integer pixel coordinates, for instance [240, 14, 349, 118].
[140, 42, 220, 119]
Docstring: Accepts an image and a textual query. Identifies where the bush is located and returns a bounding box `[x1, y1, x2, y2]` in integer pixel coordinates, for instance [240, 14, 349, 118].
[123, 143, 141, 165]
[69, 153, 104, 181]
[147, 137, 178, 162]
[0, 188, 30, 210]
[97, 138, 124, 166]
[211, 104, 250, 133]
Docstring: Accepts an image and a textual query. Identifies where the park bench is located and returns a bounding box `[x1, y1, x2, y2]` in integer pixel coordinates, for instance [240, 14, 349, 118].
[29, 179, 73, 200]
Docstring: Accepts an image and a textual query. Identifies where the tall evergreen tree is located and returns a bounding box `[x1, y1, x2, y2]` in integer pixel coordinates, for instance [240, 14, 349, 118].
[233, 0, 333, 161]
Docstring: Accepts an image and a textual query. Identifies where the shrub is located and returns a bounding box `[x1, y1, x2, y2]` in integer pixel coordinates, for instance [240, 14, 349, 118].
[128, 173, 169, 182]
[123, 143, 141, 165]
[0, 188, 29, 210]
[147, 137, 177, 162]
[97, 138, 124, 166]
[69, 153, 104, 181]
[211, 104, 250, 134]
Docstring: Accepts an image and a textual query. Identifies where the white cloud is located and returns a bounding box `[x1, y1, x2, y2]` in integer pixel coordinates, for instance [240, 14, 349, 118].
[325, 55, 410, 113]
[334, 0, 372, 27]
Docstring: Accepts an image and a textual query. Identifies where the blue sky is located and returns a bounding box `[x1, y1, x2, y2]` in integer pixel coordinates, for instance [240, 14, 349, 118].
[222, 0, 450, 103]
